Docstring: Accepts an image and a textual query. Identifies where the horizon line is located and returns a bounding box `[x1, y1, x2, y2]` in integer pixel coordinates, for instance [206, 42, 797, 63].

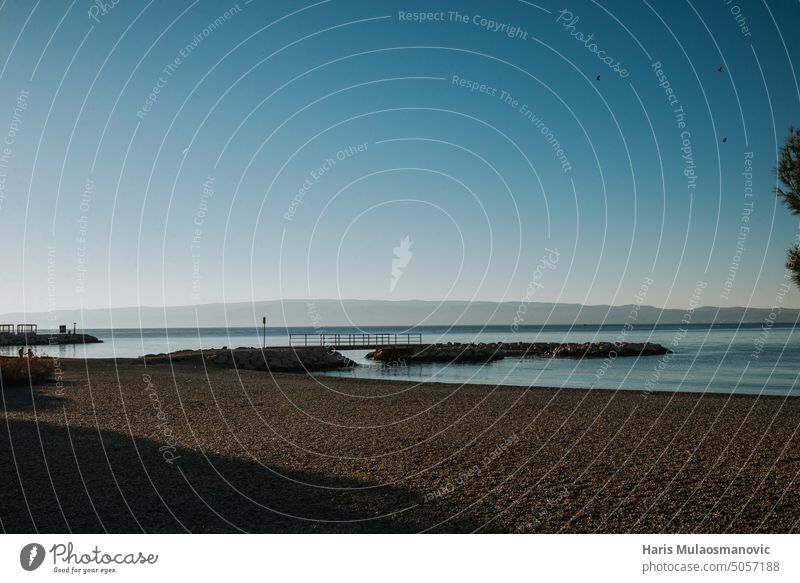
[0, 297, 792, 317]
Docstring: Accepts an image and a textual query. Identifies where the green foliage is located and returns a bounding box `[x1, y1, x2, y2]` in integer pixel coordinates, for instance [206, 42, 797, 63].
[776, 126, 800, 213]
[787, 244, 800, 288]
[776, 126, 800, 286]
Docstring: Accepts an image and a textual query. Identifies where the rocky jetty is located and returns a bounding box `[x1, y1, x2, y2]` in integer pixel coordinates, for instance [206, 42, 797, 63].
[498, 341, 671, 359]
[141, 346, 357, 372]
[0, 332, 102, 346]
[366, 341, 671, 364]
[366, 345, 503, 364]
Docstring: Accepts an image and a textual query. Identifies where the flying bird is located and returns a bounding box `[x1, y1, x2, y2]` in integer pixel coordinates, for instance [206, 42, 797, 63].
[717, 65, 723, 72]
[596, 74, 600, 81]
[722, 137, 727, 143]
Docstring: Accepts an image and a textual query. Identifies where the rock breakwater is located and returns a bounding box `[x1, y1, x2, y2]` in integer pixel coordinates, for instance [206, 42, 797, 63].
[366, 341, 670, 364]
[141, 346, 357, 372]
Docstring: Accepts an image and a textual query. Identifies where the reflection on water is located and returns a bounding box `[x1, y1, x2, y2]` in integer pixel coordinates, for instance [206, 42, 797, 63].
[328, 325, 800, 396]
[3, 324, 798, 396]
[0, 342, 86, 359]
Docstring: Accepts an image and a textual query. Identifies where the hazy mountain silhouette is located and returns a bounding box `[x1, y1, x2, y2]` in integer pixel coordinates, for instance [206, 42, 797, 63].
[1, 299, 797, 328]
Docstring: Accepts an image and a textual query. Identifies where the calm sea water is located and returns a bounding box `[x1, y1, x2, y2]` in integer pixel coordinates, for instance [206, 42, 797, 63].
[4, 324, 798, 396]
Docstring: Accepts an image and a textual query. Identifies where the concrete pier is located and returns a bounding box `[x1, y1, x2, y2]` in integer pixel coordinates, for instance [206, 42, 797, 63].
[0, 332, 103, 346]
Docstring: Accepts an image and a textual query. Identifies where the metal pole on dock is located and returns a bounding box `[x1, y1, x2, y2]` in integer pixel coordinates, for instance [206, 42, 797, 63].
[262, 317, 266, 349]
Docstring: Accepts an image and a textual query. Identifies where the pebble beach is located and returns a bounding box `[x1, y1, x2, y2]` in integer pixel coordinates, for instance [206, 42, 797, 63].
[1, 357, 798, 533]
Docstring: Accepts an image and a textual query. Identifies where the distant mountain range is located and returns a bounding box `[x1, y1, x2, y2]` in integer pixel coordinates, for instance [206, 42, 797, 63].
[1, 299, 797, 329]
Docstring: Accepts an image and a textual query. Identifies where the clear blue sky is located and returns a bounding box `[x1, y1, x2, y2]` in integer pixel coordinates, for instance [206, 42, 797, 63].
[1, 0, 799, 313]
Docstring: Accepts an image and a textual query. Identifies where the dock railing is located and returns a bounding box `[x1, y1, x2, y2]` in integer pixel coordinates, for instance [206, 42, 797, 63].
[288, 333, 423, 347]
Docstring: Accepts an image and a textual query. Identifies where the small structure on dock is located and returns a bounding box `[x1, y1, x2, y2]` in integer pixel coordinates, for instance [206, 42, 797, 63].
[0, 323, 102, 346]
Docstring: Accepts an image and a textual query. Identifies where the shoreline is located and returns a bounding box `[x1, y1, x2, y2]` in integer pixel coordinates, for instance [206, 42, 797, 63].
[2, 358, 799, 533]
[33, 356, 800, 398]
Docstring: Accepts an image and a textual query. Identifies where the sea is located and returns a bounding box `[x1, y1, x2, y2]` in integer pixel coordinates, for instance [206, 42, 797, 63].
[3, 324, 798, 396]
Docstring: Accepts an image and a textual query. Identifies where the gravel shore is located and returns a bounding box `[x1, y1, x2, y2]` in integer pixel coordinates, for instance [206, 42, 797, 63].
[1, 358, 798, 533]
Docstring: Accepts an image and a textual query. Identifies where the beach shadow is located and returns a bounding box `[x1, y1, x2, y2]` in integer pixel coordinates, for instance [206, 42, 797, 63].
[0, 383, 68, 412]
[0, 419, 482, 533]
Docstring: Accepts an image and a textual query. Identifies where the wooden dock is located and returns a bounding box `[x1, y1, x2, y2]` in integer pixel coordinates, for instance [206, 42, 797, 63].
[288, 333, 422, 350]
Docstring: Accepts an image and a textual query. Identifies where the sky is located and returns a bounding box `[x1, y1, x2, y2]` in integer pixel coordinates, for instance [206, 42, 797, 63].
[1, 0, 799, 316]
